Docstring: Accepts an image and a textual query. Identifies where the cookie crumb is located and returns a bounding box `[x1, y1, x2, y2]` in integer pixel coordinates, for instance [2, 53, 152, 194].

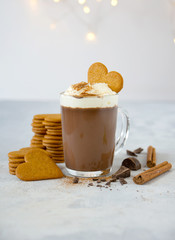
[92, 178, 98, 181]
[88, 183, 93, 187]
[73, 177, 79, 184]
[110, 177, 117, 182]
[101, 178, 106, 182]
[106, 181, 111, 186]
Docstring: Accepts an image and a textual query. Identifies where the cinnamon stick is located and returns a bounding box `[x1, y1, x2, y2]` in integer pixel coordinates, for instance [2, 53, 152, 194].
[133, 161, 172, 185]
[147, 146, 156, 168]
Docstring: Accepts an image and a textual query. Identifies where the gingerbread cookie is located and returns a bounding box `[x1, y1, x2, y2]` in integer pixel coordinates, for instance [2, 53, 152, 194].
[43, 139, 62, 144]
[88, 62, 123, 93]
[43, 121, 62, 127]
[16, 149, 64, 181]
[31, 123, 46, 128]
[47, 130, 62, 136]
[46, 146, 63, 151]
[44, 135, 62, 140]
[30, 113, 64, 163]
[30, 143, 45, 147]
[45, 114, 61, 123]
[33, 114, 49, 120]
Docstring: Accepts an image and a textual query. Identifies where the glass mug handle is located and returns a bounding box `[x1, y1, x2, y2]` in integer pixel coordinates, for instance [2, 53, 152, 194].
[115, 107, 130, 154]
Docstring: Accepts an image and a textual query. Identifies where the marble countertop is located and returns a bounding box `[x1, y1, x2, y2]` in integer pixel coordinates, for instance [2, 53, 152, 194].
[0, 101, 175, 240]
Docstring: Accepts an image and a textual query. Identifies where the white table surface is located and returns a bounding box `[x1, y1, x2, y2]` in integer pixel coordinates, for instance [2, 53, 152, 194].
[0, 101, 175, 240]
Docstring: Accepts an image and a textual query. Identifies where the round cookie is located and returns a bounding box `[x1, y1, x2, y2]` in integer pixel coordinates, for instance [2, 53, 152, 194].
[20, 147, 42, 151]
[32, 135, 44, 140]
[46, 146, 63, 151]
[44, 135, 62, 140]
[105, 71, 123, 93]
[9, 170, 16, 175]
[43, 142, 63, 147]
[46, 150, 64, 155]
[30, 144, 45, 149]
[43, 143, 63, 147]
[43, 144, 63, 148]
[34, 133, 46, 137]
[31, 141, 43, 145]
[52, 157, 64, 161]
[43, 139, 62, 144]
[32, 127, 46, 132]
[32, 131, 46, 135]
[31, 139, 43, 143]
[47, 130, 63, 136]
[45, 124, 61, 127]
[88, 62, 108, 84]
[46, 149, 63, 154]
[8, 158, 25, 163]
[52, 154, 64, 158]
[88, 62, 123, 93]
[9, 166, 16, 170]
[43, 121, 61, 127]
[45, 114, 61, 123]
[44, 126, 62, 130]
[31, 123, 45, 128]
[32, 132, 46, 136]
[50, 155, 64, 159]
[9, 162, 21, 168]
[54, 160, 64, 163]
[51, 154, 64, 158]
[8, 150, 28, 159]
[33, 114, 49, 120]
[43, 140, 62, 144]
[32, 119, 43, 124]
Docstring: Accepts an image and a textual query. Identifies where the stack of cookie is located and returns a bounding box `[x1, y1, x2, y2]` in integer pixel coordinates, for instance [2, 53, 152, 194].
[42, 114, 64, 163]
[30, 114, 47, 149]
[8, 147, 53, 175]
[8, 148, 34, 175]
[8, 150, 25, 175]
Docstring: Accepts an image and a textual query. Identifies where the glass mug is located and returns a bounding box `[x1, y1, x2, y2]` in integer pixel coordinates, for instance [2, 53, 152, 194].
[60, 93, 129, 177]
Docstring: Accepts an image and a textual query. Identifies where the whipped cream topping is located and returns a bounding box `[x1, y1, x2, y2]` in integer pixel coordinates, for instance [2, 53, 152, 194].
[60, 82, 118, 109]
[64, 82, 116, 98]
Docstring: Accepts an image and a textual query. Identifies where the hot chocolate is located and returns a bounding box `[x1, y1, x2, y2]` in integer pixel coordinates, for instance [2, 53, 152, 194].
[61, 106, 117, 171]
[60, 82, 118, 176]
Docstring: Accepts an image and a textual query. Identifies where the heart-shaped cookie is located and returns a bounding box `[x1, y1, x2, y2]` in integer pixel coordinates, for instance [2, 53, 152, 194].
[88, 62, 123, 93]
[16, 149, 64, 181]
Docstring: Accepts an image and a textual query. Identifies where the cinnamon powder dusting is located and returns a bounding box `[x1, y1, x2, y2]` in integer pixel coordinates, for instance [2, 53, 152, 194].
[72, 82, 89, 91]
[72, 81, 96, 97]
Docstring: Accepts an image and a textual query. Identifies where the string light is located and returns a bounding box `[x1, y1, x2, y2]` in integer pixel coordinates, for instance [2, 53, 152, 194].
[174, 38, 175, 44]
[50, 23, 56, 30]
[83, 6, 90, 14]
[111, 0, 118, 7]
[53, 0, 60, 2]
[86, 32, 96, 41]
[29, 0, 38, 11]
[78, 0, 86, 4]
